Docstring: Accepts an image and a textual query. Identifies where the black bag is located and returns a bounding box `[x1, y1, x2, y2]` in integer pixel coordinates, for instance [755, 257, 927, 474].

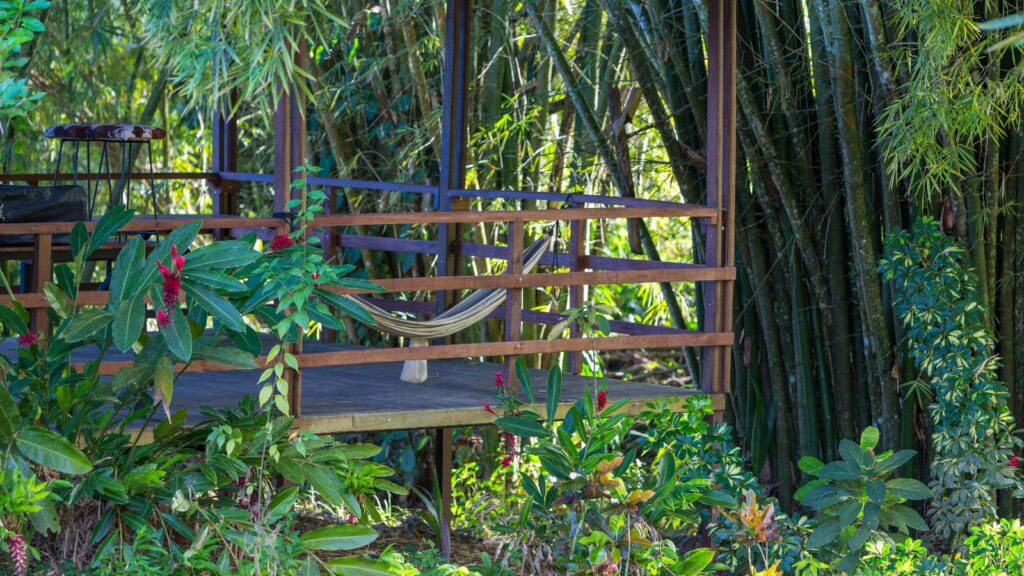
[0, 184, 88, 246]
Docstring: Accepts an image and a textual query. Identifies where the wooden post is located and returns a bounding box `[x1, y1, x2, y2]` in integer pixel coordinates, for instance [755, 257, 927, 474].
[273, 96, 292, 215]
[432, 0, 470, 558]
[434, 427, 453, 559]
[504, 221, 524, 391]
[435, 0, 471, 318]
[211, 92, 239, 219]
[567, 199, 585, 374]
[701, 0, 736, 417]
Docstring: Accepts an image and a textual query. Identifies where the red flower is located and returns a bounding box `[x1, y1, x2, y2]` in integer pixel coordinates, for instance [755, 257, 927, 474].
[270, 234, 293, 252]
[158, 248, 183, 309]
[312, 271, 321, 282]
[16, 332, 38, 347]
[494, 371, 504, 389]
[1011, 454, 1020, 468]
[157, 309, 171, 329]
[171, 245, 184, 272]
[483, 402, 496, 415]
[597, 389, 608, 412]
[6, 533, 26, 576]
[501, 454, 513, 468]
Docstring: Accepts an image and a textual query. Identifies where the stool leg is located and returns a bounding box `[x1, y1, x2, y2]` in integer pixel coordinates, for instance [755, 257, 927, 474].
[101, 142, 113, 210]
[71, 140, 80, 183]
[147, 141, 157, 219]
[119, 142, 129, 208]
[52, 140, 64, 186]
[84, 141, 92, 218]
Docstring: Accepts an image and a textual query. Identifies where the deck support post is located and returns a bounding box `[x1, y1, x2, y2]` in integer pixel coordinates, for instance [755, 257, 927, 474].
[504, 221, 524, 391]
[567, 200, 585, 375]
[700, 0, 736, 419]
[434, 427, 453, 559]
[435, 0, 471, 319]
[211, 92, 239, 221]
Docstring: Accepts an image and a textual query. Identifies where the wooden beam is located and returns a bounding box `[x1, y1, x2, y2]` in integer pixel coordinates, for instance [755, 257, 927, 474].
[129, 392, 727, 444]
[310, 206, 718, 227]
[78, 332, 733, 377]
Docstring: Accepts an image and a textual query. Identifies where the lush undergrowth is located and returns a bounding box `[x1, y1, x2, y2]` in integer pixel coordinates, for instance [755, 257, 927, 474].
[1, 210, 1024, 575]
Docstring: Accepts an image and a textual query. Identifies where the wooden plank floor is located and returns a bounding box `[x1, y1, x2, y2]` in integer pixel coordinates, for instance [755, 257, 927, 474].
[1, 338, 718, 437]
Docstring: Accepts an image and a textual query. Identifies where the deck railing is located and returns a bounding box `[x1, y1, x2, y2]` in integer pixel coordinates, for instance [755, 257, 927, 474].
[0, 171, 734, 418]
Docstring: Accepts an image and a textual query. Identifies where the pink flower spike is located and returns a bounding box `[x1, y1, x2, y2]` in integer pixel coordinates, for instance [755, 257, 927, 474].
[494, 371, 503, 389]
[597, 389, 608, 412]
[157, 260, 171, 278]
[157, 310, 171, 328]
[501, 455, 513, 468]
[1011, 454, 1020, 468]
[17, 332, 38, 347]
[483, 402, 496, 415]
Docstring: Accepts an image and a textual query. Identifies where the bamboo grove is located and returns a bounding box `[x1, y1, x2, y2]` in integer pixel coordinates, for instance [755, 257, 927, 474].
[8, 0, 1024, 507]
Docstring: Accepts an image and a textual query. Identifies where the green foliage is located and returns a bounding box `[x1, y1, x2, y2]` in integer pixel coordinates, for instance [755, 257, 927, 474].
[879, 2, 1024, 201]
[858, 519, 1024, 575]
[797, 426, 930, 573]
[141, 0, 341, 109]
[0, 202, 396, 573]
[493, 365, 717, 575]
[880, 218, 1022, 542]
[0, 0, 48, 123]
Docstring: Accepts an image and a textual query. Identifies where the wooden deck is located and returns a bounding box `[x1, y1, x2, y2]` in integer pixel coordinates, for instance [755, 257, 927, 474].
[1, 338, 718, 439]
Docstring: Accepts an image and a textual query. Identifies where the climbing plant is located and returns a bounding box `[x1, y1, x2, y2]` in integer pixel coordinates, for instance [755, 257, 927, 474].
[879, 217, 1023, 543]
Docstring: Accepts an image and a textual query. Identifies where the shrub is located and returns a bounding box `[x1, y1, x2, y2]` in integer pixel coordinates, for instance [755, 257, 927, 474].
[489, 363, 734, 575]
[880, 217, 1022, 542]
[797, 427, 931, 573]
[0, 193, 403, 574]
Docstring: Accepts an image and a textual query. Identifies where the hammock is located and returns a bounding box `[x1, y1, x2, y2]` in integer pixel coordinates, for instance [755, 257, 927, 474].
[346, 234, 553, 382]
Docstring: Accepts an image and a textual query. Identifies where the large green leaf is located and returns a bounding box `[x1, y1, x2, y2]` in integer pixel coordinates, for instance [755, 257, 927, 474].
[154, 356, 174, 416]
[314, 289, 375, 326]
[0, 384, 19, 442]
[797, 456, 825, 476]
[545, 365, 562, 423]
[184, 282, 244, 332]
[88, 204, 134, 257]
[325, 557, 392, 575]
[192, 344, 257, 369]
[108, 235, 144, 307]
[163, 308, 192, 361]
[859, 426, 880, 451]
[806, 518, 841, 549]
[16, 428, 92, 474]
[181, 269, 248, 293]
[515, 357, 535, 403]
[64, 308, 113, 342]
[677, 548, 714, 576]
[183, 240, 260, 270]
[495, 416, 550, 438]
[300, 524, 378, 551]
[265, 486, 301, 524]
[0, 304, 28, 335]
[886, 478, 933, 500]
[866, 478, 886, 506]
[112, 296, 146, 352]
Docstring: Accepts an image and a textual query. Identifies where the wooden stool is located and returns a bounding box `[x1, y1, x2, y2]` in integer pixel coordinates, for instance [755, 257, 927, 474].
[44, 123, 166, 218]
